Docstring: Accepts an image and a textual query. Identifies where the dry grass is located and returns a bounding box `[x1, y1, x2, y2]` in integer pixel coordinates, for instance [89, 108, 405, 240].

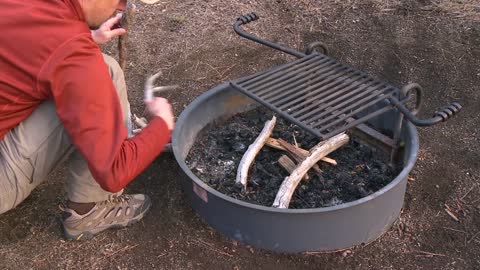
[434, 0, 480, 19]
[315, 0, 480, 20]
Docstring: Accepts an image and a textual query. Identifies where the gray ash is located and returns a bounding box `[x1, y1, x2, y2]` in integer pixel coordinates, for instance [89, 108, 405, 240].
[186, 108, 400, 209]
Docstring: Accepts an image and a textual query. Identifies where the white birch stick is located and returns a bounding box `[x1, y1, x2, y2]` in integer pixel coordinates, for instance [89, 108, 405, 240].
[236, 116, 277, 189]
[273, 133, 349, 208]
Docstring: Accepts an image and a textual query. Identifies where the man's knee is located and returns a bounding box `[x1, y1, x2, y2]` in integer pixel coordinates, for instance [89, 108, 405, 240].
[0, 164, 31, 215]
[102, 53, 123, 80]
[101, 53, 131, 131]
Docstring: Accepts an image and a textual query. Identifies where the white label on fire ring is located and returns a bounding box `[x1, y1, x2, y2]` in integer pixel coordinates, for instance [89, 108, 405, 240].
[193, 182, 208, 203]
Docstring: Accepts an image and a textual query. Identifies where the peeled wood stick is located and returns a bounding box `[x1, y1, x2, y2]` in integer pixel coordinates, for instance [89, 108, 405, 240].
[144, 71, 179, 102]
[118, 3, 136, 71]
[266, 137, 308, 154]
[273, 133, 349, 208]
[277, 139, 323, 174]
[236, 116, 277, 189]
[278, 155, 309, 180]
[266, 138, 337, 165]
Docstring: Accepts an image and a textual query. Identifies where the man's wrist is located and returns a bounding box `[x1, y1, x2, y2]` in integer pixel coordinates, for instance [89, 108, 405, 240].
[91, 30, 98, 44]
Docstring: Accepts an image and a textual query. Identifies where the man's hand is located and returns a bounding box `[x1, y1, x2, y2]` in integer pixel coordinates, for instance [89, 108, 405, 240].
[91, 13, 126, 45]
[146, 97, 175, 131]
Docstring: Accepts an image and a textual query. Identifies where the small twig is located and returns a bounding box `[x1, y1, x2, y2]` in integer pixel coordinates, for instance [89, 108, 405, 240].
[266, 138, 337, 165]
[413, 250, 446, 257]
[90, 244, 139, 269]
[304, 248, 351, 255]
[442, 227, 467, 234]
[293, 133, 299, 148]
[468, 231, 480, 243]
[460, 185, 477, 201]
[190, 239, 233, 257]
[470, 197, 480, 205]
[218, 63, 238, 80]
[104, 244, 139, 260]
[445, 208, 460, 222]
[276, 139, 323, 175]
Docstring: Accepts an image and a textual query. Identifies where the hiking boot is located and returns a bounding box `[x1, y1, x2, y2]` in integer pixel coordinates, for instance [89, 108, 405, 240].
[61, 194, 151, 240]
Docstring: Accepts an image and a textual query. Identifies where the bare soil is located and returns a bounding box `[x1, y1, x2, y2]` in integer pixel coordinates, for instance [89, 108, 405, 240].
[1, 0, 479, 269]
[186, 107, 400, 209]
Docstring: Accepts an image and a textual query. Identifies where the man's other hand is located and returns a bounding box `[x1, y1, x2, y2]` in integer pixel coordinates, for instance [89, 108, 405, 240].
[146, 97, 175, 131]
[91, 14, 126, 45]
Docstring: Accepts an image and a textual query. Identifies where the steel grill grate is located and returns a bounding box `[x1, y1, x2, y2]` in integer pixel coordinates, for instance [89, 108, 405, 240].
[230, 53, 402, 140]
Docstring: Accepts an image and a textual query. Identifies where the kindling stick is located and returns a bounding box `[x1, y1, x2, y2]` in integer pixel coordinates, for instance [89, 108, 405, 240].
[118, 2, 136, 71]
[278, 155, 309, 181]
[236, 116, 277, 189]
[266, 138, 337, 166]
[273, 133, 349, 208]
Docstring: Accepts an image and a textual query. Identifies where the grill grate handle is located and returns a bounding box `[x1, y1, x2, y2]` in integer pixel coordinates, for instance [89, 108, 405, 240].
[389, 83, 462, 127]
[390, 98, 462, 127]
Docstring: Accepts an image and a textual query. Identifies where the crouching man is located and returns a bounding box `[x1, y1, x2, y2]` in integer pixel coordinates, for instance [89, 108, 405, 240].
[0, 0, 172, 240]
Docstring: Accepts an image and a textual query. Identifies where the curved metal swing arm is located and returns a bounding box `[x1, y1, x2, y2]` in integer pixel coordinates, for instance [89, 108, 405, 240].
[233, 13, 307, 58]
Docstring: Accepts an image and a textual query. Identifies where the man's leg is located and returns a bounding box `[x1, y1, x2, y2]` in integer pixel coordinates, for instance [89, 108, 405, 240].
[0, 101, 74, 215]
[66, 54, 131, 207]
[61, 54, 150, 240]
[0, 55, 150, 240]
[0, 54, 126, 214]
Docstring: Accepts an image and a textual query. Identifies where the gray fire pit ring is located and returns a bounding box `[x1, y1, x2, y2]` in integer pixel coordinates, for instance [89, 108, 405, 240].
[172, 82, 419, 253]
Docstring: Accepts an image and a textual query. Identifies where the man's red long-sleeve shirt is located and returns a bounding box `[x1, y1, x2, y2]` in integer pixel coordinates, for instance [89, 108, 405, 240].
[0, 0, 171, 192]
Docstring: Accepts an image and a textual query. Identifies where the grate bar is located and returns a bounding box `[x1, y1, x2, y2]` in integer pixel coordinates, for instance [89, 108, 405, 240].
[265, 66, 358, 102]
[278, 74, 371, 111]
[305, 85, 391, 125]
[235, 54, 317, 85]
[291, 77, 378, 119]
[243, 55, 323, 89]
[320, 106, 394, 139]
[297, 81, 385, 121]
[256, 60, 341, 98]
[230, 53, 401, 139]
[315, 92, 395, 131]
[261, 64, 351, 101]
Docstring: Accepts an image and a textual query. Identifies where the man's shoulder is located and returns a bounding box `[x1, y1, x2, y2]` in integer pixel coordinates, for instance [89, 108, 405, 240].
[1, 0, 95, 71]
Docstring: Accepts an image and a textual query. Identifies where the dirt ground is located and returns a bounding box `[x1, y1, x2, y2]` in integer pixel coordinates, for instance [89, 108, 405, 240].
[1, 0, 479, 269]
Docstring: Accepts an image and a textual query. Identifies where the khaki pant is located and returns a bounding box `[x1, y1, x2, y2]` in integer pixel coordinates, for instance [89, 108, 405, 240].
[0, 54, 130, 215]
